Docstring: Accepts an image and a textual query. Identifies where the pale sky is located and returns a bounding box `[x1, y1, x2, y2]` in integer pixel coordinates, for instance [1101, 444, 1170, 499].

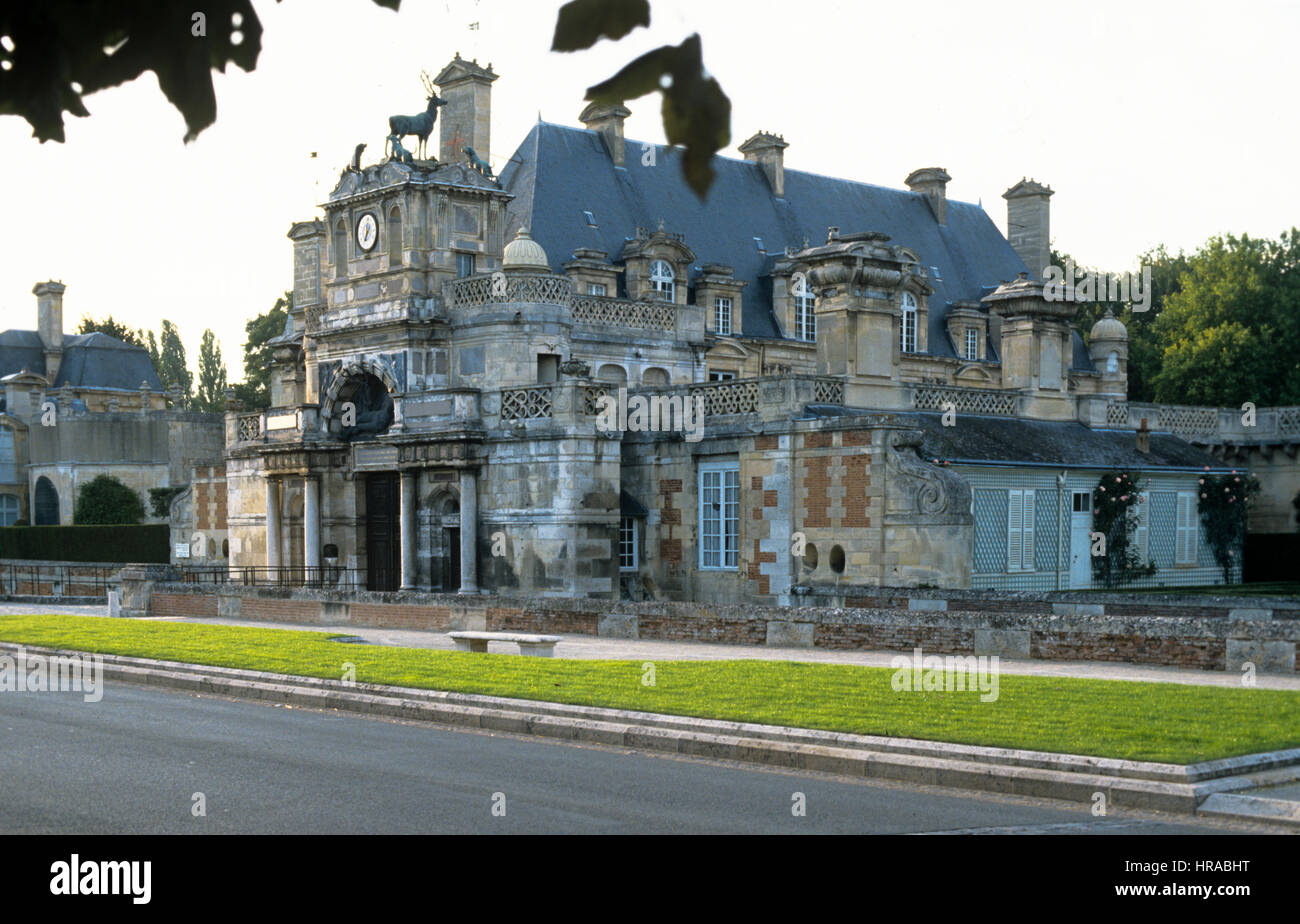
[2, 0, 1297, 381]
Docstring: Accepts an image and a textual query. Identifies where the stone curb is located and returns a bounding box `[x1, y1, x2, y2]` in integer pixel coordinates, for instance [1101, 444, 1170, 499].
[1197, 793, 1300, 828]
[4, 642, 1298, 818]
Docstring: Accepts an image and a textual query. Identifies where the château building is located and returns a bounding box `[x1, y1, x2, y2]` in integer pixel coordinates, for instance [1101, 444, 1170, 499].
[224, 55, 1241, 602]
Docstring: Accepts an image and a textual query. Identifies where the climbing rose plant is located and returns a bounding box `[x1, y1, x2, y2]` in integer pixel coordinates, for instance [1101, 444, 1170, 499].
[1091, 471, 1156, 588]
[1198, 469, 1259, 584]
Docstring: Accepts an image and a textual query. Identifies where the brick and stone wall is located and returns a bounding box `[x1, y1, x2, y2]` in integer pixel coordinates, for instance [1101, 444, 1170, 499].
[132, 579, 1300, 673]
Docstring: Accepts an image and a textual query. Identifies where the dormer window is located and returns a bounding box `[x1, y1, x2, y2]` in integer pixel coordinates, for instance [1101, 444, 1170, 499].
[901, 292, 918, 353]
[794, 276, 815, 342]
[649, 260, 675, 301]
[964, 327, 978, 360]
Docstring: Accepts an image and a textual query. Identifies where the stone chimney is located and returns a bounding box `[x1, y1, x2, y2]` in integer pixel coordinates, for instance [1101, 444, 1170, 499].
[435, 54, 498, 167]
[34, 281, 65, 381]
[1136, 418, 1151, 454]
[580, 102, 631, 167]
[1002, 178, 1054, 281]
[739, 131, 789, 198]
[905, 167, 951, 225]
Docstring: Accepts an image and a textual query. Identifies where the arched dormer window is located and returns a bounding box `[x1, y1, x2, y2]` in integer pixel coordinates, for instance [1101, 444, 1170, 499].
[1106, 351, 1119, 374]
[794, 276, 815, 342]
[387, 207, 402, 265]
[649, 260, 674, 301]
[900, 292, 918, 353]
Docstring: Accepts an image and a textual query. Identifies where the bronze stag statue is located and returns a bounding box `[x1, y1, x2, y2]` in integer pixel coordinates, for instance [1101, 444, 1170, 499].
[386, 71, 446, 161]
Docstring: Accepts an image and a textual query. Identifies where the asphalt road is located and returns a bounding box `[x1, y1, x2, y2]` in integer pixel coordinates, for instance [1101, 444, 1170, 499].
[0, 682, 1253, 834]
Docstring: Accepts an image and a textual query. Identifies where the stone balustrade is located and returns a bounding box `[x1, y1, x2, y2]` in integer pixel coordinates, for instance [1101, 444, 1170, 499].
[1095, 401, 1300, 443]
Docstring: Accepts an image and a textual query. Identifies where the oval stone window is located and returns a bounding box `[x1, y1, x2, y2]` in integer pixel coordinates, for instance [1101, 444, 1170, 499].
[829, 544, 846, 575]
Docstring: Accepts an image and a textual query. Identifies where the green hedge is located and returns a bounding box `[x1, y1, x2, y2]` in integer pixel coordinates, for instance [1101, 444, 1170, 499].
[0, 525, 170, 563]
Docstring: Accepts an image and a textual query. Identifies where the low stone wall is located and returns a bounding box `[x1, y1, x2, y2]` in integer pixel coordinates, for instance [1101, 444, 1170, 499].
[137, 580, 1300, 675]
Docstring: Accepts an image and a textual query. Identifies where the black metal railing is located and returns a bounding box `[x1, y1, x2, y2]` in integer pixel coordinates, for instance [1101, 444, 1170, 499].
[0, 564, 118, 598]
[180, 566, 366, 589]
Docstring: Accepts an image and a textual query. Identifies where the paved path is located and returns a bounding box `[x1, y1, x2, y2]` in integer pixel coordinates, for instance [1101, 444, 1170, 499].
[0, 681, 1255, 834]
[4, 601, 1296, 690]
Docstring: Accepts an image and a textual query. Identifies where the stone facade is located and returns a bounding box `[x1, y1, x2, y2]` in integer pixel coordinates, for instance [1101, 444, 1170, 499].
[0, 283, 225, 528]
[220, 55, 1250, 603]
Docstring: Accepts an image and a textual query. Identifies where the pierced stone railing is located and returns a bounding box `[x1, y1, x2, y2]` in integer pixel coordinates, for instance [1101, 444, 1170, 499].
[1103, 401, 1300, 441]
[236, 412, 262, 443]
[811, 377, 844, 405]
[571, 295, 675, 332]
[913, 385, 1018, 417]
[688, 380, 760, 416]
[583, 383, 615, 416]
[500, 385, 554, 421]
[445, 273, 573, 310]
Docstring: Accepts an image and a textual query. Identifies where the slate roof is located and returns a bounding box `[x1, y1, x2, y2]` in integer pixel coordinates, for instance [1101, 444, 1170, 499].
[499, 122, 1094, 370]
[804, 408, 1231, 471]
[0, 329, 162, 391]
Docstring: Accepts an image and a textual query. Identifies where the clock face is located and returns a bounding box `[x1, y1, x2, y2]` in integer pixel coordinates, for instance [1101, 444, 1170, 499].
[356, 213, 378, 252]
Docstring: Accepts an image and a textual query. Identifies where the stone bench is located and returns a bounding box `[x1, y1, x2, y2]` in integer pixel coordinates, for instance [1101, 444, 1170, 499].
[447, 631, 562, 657]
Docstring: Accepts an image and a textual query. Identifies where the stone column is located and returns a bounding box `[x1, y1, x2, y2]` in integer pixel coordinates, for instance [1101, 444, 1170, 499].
[458, 467, 478, 594]
[304, 475, 320, 573]
[265, 476, 282, 570]
[401, 470, 418, 590]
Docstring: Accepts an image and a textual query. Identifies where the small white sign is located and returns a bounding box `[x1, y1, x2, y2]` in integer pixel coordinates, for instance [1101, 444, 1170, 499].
[266, 413, 298, 431]
[174, 542, 190, 559]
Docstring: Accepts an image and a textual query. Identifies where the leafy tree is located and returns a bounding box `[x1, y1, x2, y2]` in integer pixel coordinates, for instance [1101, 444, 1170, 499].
[76, 315, 142, 347]
[157, 320, 193, 407]
[230, 293, 290, 409]
[74, 475, 144, 525]
[195, 329, 228, 412]
[1198, 471, 1259, 584]
[1151, 231, 1300, 406]
[145, 329, 161, 371]
[4, 0, 727, 199]
[148, 485, 187, 518]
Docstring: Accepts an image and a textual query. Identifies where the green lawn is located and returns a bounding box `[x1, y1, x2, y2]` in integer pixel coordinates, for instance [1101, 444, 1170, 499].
[2, 613, 1298, 765]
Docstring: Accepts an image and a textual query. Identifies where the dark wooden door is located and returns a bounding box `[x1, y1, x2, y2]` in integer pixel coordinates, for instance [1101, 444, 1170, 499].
[365, 472, 400, 592]
[444, 527, 460, 592]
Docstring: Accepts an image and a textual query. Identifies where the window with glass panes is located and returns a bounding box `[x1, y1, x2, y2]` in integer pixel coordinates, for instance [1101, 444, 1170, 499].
[649, 260, 674, 301]
[619, 517, 638, 571]
[714, 296, 732, 335]
[699, 463, 739, 569]
[794, 277, 815, 342]
[965, 327, 978, 360]
[901, 292, 918, 353]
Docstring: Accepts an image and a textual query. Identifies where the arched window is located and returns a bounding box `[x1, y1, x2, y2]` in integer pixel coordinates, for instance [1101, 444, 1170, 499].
[597, 364, 628, 385]
[794, 276, 815, 342]
[34, 476, 58, 525]
[900, 292, 918, 353]
[1105, 351, 1119, 374]
[0, 494, 19, 526]
[641, 367, 670, 386]
[387, 207, 402, 265]
[649, 260, 674, 302]
[333, 219, 348, 277]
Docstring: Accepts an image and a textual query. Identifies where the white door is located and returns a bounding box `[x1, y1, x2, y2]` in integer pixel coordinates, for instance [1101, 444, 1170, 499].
[1069, 491, 1093, 588]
